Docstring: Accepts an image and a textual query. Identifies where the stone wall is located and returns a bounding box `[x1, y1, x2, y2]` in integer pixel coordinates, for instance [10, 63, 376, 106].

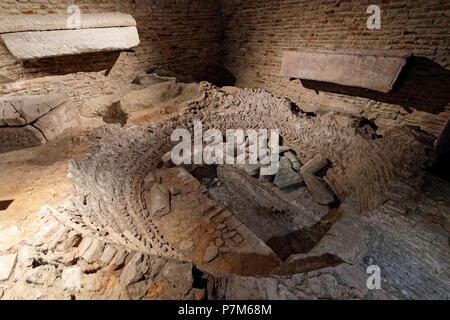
[0, 0, 222, 106]
[220, 0, 450, 136]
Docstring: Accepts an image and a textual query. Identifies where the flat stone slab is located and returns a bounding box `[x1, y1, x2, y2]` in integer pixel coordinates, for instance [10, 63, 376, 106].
[302, 174, 335, 205]
[1, 26, 140, 60]
[0, 93, 69, 126]
[281, 51, 407, 93]
[0, 254, 17, 281]
[0, 12, 136, 33]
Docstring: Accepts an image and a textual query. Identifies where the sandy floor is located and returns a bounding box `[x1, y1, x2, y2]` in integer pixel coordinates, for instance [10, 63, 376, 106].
[0, 133, 90, 251]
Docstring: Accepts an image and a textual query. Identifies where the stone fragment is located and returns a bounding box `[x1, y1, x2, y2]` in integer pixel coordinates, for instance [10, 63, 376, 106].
[99, 246, 118, 266]
[203, 243, 219, 263]
[0, 125, 46, 154]
[281, 50, 407, 93]
[216, 223, 226, 230]
[284, 151, 303, 171]
[300, 154, 329, 175]
[225, 239, 236, 248]
[0, 93, 68, 126]
[34, 102, 81, 141]
[82, 239, 105, 264]
[170, 188, 181, 196]
[0, 254, 17, 281]
[1, 27, 140, 60]
[223, 231, 237, 239]
[302, 174, 335, 205]
[110, 249, 128, 269]
[77, 238, 93, 257]
[60, 230, 82, 251]
[119, 253, 146, 287]
[274, 157, 303, 191]
[150, 183, 171, 217]
[225, 216, 242, 230]
[18, 246, 38, 268]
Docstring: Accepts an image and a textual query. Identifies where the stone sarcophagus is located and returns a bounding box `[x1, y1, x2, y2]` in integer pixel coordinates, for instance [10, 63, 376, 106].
[281, 50, 408, 93]
[0, 12, 140, 60]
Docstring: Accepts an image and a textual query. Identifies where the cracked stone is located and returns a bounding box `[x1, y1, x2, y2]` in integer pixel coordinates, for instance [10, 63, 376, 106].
[203, 243, 219, 263]
[150, 183, 171, 217]
[274, 157, 303, 191]
[119, 253, 146, 287]
[82, 239, 105, 264]
[0, 254, 17, 281]
[99, 246, 118, 266]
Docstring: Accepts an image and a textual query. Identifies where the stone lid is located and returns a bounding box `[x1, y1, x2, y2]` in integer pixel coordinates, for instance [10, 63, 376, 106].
[0, 12, 137, 34]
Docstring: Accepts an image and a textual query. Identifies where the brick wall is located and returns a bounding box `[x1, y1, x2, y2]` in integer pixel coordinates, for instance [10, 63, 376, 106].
[220, 0, 450, 136]
[1, 0, 449, 137]
[0, 0, 222, 106]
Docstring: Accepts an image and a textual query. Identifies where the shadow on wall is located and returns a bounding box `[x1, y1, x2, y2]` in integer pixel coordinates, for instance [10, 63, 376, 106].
[20, 51, 121, 77]
[201, 64, 236, 87]
[299, 56, 450, 115]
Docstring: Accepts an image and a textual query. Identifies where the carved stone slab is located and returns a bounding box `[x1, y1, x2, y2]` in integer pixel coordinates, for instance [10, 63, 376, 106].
[1, 26, 140, 60]
[281, 51, 407, 93]
[0, 12, 137, 33]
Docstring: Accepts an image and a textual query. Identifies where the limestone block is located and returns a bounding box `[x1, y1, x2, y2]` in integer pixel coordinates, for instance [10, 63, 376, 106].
[281, 51, 407, 93]
[1, 27, 140, 60]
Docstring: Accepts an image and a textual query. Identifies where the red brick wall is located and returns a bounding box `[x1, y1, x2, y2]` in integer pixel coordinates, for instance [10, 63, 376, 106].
[220, 0, 450, 136]
[0, 0, 222, 106]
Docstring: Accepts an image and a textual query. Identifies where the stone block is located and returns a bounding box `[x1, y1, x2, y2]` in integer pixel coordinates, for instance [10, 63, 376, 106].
[281, 51, 407, 93]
